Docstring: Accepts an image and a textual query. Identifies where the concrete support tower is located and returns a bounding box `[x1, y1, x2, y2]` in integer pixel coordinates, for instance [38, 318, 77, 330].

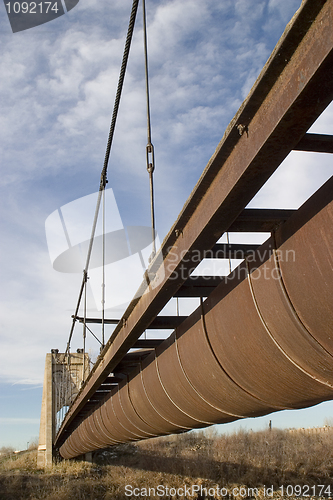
[37, 350, 89, 468]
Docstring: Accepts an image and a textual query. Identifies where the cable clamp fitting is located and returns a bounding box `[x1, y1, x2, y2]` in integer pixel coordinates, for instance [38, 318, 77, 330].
[100, 172, 108, 189]
[146, 142, 155, 173]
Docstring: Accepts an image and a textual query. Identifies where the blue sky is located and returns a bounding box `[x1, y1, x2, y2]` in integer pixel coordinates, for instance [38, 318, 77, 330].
[0, 0, 332, 450]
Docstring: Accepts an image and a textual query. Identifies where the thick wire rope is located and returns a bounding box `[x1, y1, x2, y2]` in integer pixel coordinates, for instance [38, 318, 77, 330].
[82, 278, 87, 384]
[101, 186, 106, 348]
[61, 359, 65, 429]
[65, 0, 140, 355]
[142, 0, 156, 258]
[67, 351, 71, 413]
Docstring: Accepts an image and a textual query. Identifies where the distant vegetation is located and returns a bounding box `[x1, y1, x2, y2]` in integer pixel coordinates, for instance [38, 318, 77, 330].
[0, 427, 332, 499]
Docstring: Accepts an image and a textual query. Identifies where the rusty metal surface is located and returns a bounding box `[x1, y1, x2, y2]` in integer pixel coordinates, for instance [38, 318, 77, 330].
[204, 263, 330, 407]
[140, 354, 202, 429]
[275, 180, 333, 357]
[78, 316, 187, 329]
[56, 0, 333, 452]
[117, 382, 157, 438]
[60, 178, 333, 459]
[129, 367, 181, 434]
[228, 209, 296, 233]
[174, 309, 279, 417]
[154, 332, 233, 423]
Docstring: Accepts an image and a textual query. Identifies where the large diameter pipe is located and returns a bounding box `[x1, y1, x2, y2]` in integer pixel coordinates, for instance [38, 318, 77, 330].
[60, 177, 333, 459]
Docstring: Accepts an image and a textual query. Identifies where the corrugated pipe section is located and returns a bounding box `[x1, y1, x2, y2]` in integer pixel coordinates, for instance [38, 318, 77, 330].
[60, 177, 333, 459]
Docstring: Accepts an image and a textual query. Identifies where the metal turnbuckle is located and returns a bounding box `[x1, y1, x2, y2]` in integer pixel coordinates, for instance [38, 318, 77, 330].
[146, 142, 155, 173]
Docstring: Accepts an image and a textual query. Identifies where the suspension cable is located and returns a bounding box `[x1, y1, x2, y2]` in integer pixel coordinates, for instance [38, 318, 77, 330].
[101, 0, 140, 185]
[101, 186, 106, 348]
[142, 0, 156, 258]
[65, 0, 140, 355]
[61, 359, 65, 429]
[82, 274, 87, 383]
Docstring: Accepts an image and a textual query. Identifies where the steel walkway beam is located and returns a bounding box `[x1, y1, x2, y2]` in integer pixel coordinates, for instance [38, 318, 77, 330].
[295, 133, 333, 153]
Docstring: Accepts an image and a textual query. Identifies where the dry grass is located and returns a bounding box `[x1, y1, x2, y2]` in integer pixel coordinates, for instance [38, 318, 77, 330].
[0, 428, 332, 500]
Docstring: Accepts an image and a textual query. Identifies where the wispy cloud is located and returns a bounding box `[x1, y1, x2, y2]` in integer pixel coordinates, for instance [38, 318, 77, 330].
[0, 418, 40, 425]
[0, 0, 328, 392]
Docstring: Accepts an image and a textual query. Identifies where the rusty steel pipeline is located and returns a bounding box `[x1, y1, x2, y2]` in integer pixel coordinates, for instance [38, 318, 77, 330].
[60, 177, 333, 459]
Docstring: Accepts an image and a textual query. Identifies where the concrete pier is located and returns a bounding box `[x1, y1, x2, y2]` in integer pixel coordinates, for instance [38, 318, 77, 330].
[37, 351, 89, 468]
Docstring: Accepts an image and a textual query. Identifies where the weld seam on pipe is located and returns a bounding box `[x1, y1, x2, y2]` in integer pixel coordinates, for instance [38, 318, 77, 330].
[272, 238, 333, 362]
[95, 401, 120, 445]
[174, 320, 251, 418]
[154, 350, 211, 425]
[124, 376, 159, 437]
[110, 393, 142, 440]
[200, 297, 287, 410]
[127, 372, 163, 436]
[90, 408, 112, 448]
[246, 257, 333, 389]
[113, 390, 146, 439]
[139, 362, 187, 431]
[105, 393, 135, 442]
[99, 399, 122, 444]
[116, 383, 153, 438]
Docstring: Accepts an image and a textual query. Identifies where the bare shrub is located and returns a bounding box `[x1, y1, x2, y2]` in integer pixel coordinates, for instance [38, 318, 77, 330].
[0, 427, 332, 499]
[28, 438, 39, 451]
[1, 450, 37, 472]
